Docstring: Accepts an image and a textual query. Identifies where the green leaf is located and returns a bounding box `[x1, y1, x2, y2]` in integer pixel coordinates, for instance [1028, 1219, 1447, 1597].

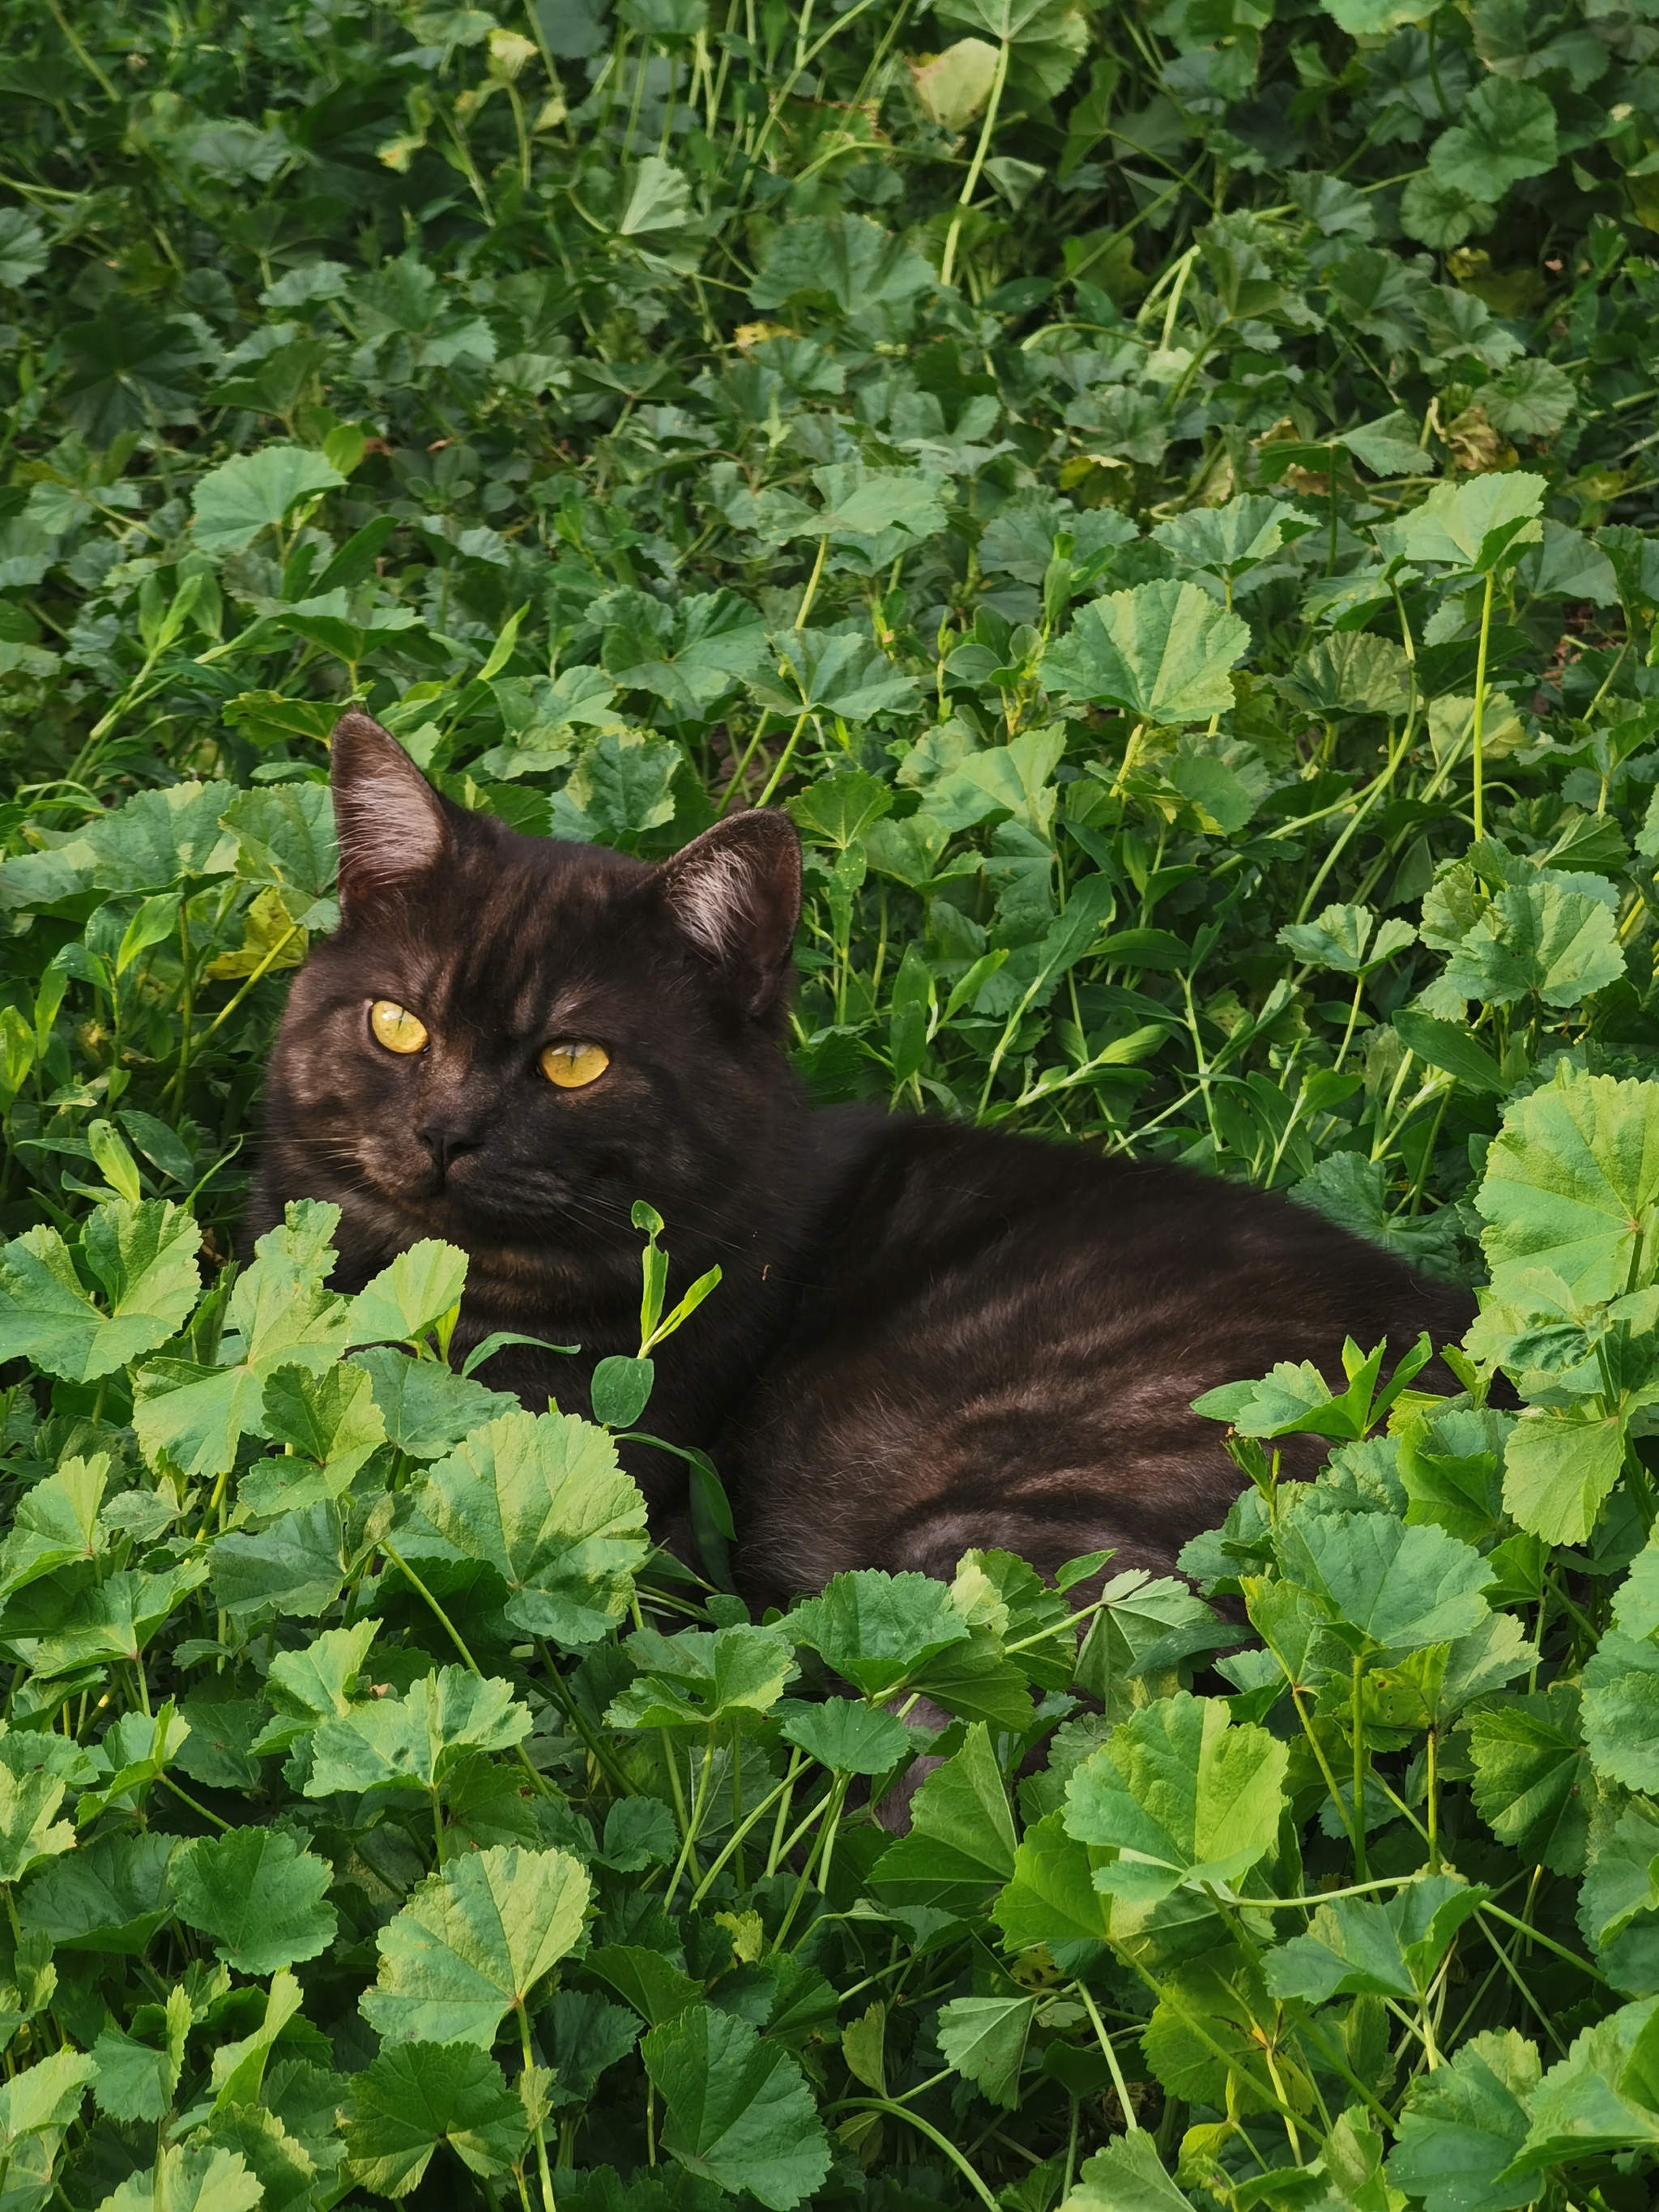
[1281, 630, 1412, 715]
[777, 1698, 911, 1775]
[1392, 1008, 1507, 1094]
[28, 1560, 209, 1681]
[1277, 902, 1414, 976]
[360, 1843, 591, 2048]
[1503, 1997, 1659, 2172]
[790, 1568, 972, 1696]
[246, 1359, 386, 1513]
[210, 1498, 350, 1621]
[936, 1993, 1034, 2108]
[346, 2042, 529, 2197]
[1065, 2133, 1196, 2210]
[642, 2003, 832, 2210]
[91, 1988, 190, 2125]
[991, 1809, 1113, 1954]
[606, 1623, 796, 1730]
[1063, 1691, 1287, 1903]
[253, 1620, 381, 1759]
[1265, 1875, 1487, 2003]
[1441, 880, 1624, 1010]
[171, 1826, 337, 1975]
[875, 1721, 1018, 1908]
[1290, 1154, 1466, 1281]
[192, 443, 346, 555]
[306, 1666, 531, 1796]
[348, 1239, 469, 1348]
[400, 1409, 649, 1647]
[1503, 1403, 1627, 1546]
[19, 1830, 175, 1954]
[1429, 78, 1558, 201]
[1477, 1071, 1659, 1304]
[759, 633, 919, 724]
[749, 215, 936, 317]
[1386, 2029, 1540, 2212]
[1397, 471, 1546, 574]
[1276, 1512, 1492, 1653]
[352, 1347, 519, 1462]
[1469, 1695, 1589, 1873]
[0, 1763, 74, 1885]
[93, 2142, 262, 2212]
[586, 1944, 704, 2026]
[1041, 581, 1250, 722]
[134, 1200, 352, 1484]
[0, 1201, 200, 1383]
[599, 590, 769, 717]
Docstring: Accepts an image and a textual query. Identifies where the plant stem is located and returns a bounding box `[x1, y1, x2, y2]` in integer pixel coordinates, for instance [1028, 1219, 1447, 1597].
[939, 40, 1010, 290]
[1471, 569, 1495, 841]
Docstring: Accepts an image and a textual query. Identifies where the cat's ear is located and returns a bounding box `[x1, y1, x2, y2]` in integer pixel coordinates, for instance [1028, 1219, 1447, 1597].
[656, 812, 801, 1018]
[330, 710, 451, 911]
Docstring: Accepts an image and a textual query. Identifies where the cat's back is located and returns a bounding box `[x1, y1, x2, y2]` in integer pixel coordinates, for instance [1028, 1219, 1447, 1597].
[723, 1116, 1474, 1604]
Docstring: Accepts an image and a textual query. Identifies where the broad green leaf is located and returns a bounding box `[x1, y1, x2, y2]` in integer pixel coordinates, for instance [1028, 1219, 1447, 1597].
[586, 1945, 704, 2026]
[991, 1809, 1113, 1955]
[1277, 902, 1414, 976]
[642, 2003, 831, 2210]
[0, 1452, 109, 1596]
[192, 443, 345, 554]
[599, 590, 769, 715]
[172, 1826, 337, 1974]
[245, 1360, 386, 1513]
[1280, 631, 1412, 716]
[253, 1620, 381, 1758]
[560, 731, 683, 841]
[874, 1721, 1017, 1907]
[777, 1698, 911, 1775]
[1064, 2133, 1196, 2210]
[790, 1568, 972, 1696]
[208, 1966, 308, 2109]
[1478, 1072, 1659, 1305]
[936, 1993, 1034, 2109]
[748, 215, 935, 316]
[1503, 1997, 1659, 2172]
[1276, 1512, 1492, 1653]
[1397, 471, 1546, 573]
[1503, 1403, 1627, 1546]
[1392, 1008, 1507, 1095]
[1386, 2030, 1540, 2212]
[1265, 1875, 1487, 2003]
[95, 2142, 262, 2212]
[786, 767, 894, 849]
[209, 1498, 351, 1620]
[1441, 880, 1623, 1010]
[27, 1560, 209, 1681]
[1429, 79, 1558, 202]
[401, 1409, 648, 1646]
[20, 1830, 176, 1954]
[910, 37, 999, 130]
[348, 1239, 469, 1348]
[757, 631, 919, 722]
[1040, 581, 1249, 722]
[307, 1666, 531, 1796]
[606, 1623, 796, 1730]
[0, 1201, 200, 1383]
[0, 1764, 74, 1885]
[1291, 1153, 1466, 1281]
[1063, 1691, 1286, 1903]
[352, 1346, 519, 1461]
[1469, 1696, 1589, 1873]
[91, 1988, 190, 2125]
[360, 1843, 591, 2048]
[346, 2042, 528, 2196]
[134, 1200, 352, 1483]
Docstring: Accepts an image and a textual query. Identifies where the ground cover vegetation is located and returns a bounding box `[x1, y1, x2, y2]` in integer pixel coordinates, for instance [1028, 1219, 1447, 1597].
[1, 0, 1659, 2205]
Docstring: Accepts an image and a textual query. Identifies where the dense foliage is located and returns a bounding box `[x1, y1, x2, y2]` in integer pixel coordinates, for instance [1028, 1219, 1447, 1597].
[2, 0, 1659, 2206]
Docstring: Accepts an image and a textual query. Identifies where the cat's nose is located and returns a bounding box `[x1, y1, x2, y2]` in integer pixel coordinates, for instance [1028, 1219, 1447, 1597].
[416, 1120, 481, 1180]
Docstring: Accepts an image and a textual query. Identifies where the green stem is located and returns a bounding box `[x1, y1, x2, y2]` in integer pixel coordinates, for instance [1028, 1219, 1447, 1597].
[521, 2006, 557, 2212]
[1471, 569, 1495, 842]
[1073, 1981, 1138, 2130]
[939, 40, 1010, 290]
[829, 2099, 1000, 2210]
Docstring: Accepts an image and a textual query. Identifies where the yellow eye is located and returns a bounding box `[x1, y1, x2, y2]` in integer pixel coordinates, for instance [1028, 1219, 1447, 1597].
[369, 1000, 429, 1055]
[539, 1041, 609, 1089]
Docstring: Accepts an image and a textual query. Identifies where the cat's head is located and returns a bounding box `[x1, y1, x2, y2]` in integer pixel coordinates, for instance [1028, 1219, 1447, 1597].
[259, 711, 804, 1286]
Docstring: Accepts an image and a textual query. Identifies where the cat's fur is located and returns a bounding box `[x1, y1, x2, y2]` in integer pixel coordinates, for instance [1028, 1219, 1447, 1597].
[249, 712, 1474, 1605]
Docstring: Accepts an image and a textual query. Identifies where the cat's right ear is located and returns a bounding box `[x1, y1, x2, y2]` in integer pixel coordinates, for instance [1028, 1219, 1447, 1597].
[656, 810, 801, 1019]
[329, 711, 451, 914]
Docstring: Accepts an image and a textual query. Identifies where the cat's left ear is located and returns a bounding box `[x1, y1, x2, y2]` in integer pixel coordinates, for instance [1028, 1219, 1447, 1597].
[656, 811, 801, 1018]
[330, 710, 452, 914]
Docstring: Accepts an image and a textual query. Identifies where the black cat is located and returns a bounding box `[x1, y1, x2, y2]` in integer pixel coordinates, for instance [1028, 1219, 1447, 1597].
[249, 711, 1473, 1605]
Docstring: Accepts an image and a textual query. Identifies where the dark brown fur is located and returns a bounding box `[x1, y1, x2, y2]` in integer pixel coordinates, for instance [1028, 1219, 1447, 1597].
[248, 714, 1473, 1606]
